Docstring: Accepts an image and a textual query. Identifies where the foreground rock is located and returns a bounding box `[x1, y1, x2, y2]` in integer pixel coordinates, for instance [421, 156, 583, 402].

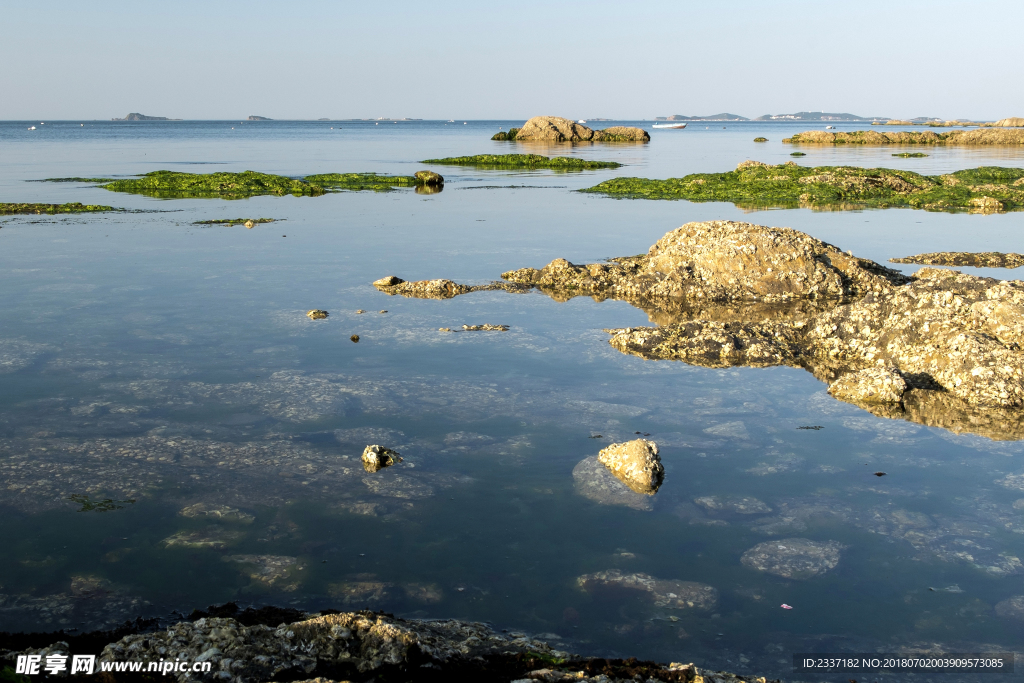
[373, 276, 530, 300]
[498, 116, 650, 143]
[577, 569, 718, 610]
[361, 444, 402, 473]
[572, 456, 654, 510]
[6, 610, 771, 683]
[891, 251, 1024, 268]
[597, 438, 663, 494]
[741, 538, 844, 579]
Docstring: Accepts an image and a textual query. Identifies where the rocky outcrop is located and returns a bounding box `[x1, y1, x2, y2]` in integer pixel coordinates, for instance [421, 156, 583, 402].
[505, 116, 650, 143]
[784, 128, 1024, 145]
[597, 438, 663, 494]
[7, 610, 770, 683]
[577, 569, 718, 610]
[372, 221, 1024, 439]
[740, 538, 844, 579]
[361, 444, 402, 473]
[414, 170, 444, 185]
[891, 251, 1024, 268]
[503, 221, 907, 303]
[373, 276, 530, 300]
[991, 117, 1024, 127]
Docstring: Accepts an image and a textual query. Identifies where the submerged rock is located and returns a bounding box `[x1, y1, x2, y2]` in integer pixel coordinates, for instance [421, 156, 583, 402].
[225, 554, 305, 591]
[694, 495, 771, 515]
[577, 569, 718, 610]
[740, 538, 844, 579]
[462, 324, 510, 331]
[179, 502, 255, 524]
[827, 366, 907, 405]
[361, 444, 402, 473]
[572, 456, 654, 510]
[994, 595, 1024, 620]
[891, 251, 1024, 268]
[162, 526, 246, 550]
[596, 438, 663, 494]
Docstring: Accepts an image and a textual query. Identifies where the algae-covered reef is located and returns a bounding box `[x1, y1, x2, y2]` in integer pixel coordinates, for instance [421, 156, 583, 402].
[421, 154, 621, 170]
[377, 220, 1024, 440]
[6, 609, 747, 683]
[35, 177, 118, 183]
[193, 218, 277, 226]
[580, 160, 1024, 212]
[492, 117, 650, 143]
[303, 172, 436, 192]
[0, 202, 120, 215]
[100, 170, 325, 199]
[784, 128, 1024, 145]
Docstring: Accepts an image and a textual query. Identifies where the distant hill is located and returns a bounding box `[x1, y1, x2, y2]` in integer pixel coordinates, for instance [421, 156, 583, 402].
[112, 113, 180, 121]
[754, 112, 887, 121]
[247, 115, 272, 121]
[657, 113, 748, 121]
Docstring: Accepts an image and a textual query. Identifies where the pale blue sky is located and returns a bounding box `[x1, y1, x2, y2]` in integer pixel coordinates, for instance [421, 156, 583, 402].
[3, 0, 1020, 120]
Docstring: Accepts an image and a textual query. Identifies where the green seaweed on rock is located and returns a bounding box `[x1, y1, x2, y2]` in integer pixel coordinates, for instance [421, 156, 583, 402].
[0, 202, 120, 215]
[580, 162, 1024, 212]
[100, 170, 325, 199]
[491, 128, 520, 141]
[421, 154, 621, 170]
[34, 177, 119, 183]
[302, 173, 422, 192]
[893, 152, 929, 158]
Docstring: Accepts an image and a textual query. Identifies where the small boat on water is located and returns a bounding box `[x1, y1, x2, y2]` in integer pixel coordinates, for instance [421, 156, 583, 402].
[578, 119, 587, 124]
[652, 123, 687, 129]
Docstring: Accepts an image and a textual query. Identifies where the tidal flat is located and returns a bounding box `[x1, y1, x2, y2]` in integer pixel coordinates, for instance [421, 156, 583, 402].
[2, 120, 1024, 682]
[581, 161, 1024, 212]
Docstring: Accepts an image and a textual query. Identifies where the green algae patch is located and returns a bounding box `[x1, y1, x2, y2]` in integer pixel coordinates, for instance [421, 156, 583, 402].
[893, 152, 929, 158]
[579, 161, 1024, 213]
[100, 170, 325, 199]
[0, 202, 121, 215]
[303, 172, 422, 192]
[421, 154, 621, 170]
[194, 217, 278, 226]
[491, 128, 520, 141]
[790, 152, 806, 157]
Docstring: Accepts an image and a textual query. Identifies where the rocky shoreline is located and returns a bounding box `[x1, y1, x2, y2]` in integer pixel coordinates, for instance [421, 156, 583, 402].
[783, 128, 1024, 145]
[374, 220, 1024, 440]
[1, 608, 773, 683]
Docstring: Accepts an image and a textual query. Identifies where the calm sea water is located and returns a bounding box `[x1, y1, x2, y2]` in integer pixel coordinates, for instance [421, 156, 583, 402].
[1, 120, 1023, 680]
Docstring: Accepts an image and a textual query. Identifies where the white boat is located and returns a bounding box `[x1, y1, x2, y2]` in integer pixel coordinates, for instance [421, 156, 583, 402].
[651, 123, 687, 129]
[825, 125, 835, 129]
[578, 119, 587, 124]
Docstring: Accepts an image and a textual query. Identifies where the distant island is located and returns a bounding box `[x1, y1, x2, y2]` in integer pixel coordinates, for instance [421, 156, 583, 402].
[657, 113, 748, 121]
[112, 113, 181, 121]
[754, 112, 888, 121]
[247, 115, 272, 121]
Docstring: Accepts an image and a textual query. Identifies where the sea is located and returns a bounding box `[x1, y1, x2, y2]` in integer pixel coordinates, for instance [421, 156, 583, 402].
[1, 119, 1023, 681]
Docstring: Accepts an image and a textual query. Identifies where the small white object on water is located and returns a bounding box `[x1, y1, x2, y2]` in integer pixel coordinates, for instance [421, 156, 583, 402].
[781, 604, 793, 609]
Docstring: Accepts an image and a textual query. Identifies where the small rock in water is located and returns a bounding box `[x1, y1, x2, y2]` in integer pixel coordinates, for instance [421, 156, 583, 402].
[361, 444, 402, 473]
[694, 495, 771, 515]
[754, 137, 768, 142]
[379, 310, 387, 314]
[796, 425, 824, 430]
[438, 327, 452, 332]
[306, 310, 328, 320]
[874, 472, 887, 477]
[414, 170, 444, 185]
[462, 324, 509, 331]
[596, 439, 663, 495]
[244, 220, 255, 228]
[356, 309, 366, 314]
[790, 152, 806, 156]
[350, 335, 360, 343]
[577, 569, 718, 610]
[741, 538, 845, 579]
[373, 276, 404, 287]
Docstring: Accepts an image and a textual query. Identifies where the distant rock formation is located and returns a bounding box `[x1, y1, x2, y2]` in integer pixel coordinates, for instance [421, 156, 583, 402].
[657, 113, 748, 121]
[496, 116, 649, 143]
[112, 113, 177, 121]
[247, 115, 272, 121]
[992, 117, 1024, 127]
[784, 128, 1024, 145]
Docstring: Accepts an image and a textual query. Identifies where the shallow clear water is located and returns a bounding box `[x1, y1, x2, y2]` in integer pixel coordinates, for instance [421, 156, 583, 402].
[1, 120, 1024, 680]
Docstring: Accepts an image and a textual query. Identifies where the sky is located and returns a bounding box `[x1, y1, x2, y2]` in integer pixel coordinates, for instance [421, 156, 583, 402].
[2, 0, 1020, 121]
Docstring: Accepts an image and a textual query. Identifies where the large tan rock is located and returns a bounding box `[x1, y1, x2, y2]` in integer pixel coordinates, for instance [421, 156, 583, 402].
[513, 116, 598, 142]
[597, 438, 663, 494]
[992, 117, 1024, 127]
